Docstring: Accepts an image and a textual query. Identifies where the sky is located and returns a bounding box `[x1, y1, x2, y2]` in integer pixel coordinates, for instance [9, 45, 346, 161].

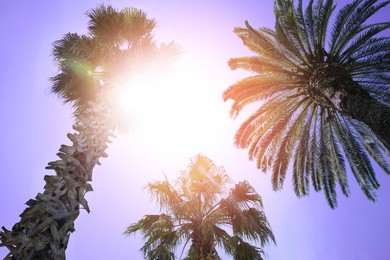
[0, 0, 389, 259]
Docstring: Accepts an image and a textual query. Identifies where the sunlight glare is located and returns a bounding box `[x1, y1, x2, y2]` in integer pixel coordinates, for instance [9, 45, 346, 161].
[115, 52, 223, 160]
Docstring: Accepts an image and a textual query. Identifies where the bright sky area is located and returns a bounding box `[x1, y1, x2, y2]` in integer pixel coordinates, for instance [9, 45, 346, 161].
[0, 0, 389, 259]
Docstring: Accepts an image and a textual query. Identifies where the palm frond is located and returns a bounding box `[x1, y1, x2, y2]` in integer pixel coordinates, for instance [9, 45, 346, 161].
[271, 100, 312, 190]
[223, 74, 300, 117]
[229, 208, 275, 246]
[147, 180, 185, 216]
[340, 22, 390, 64]
[51, 33, 99, 110]
[351, 121, 390, 175]
[306, 107, 322, 192]
[229, 181, 263, 209]
[234, 93, 293, 148]
[347, 37, 390, 63]
[251, 97, 309, 165]
[331, 0, 390, 57]
[275, 0, 310, 64]
[234, 22, 284, 61]
[125, 214, 178, 259]
[327, 121, 350, 197]
[304, 0, 318, 53]
[292, 105, 317, 196]
[223, 235, 266, 260]
[317, 0, 335, 51]
[319, 111, 338, 208]
[333, 116, 378, 201]
[120, 7, 156, 43]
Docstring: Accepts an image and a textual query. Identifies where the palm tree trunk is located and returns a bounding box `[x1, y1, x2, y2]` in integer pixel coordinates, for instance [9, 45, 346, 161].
[187, 227, 220, 260]
[340, 86, 390, 144]
[0, 89, 115, 259]
[309, 63, 390, 144]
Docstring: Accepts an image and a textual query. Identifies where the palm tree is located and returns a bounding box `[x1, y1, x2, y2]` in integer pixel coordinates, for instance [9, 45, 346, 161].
[223, 0, 390, 208]
[125, 154, 275, 260]
[0, 5, 178, 259]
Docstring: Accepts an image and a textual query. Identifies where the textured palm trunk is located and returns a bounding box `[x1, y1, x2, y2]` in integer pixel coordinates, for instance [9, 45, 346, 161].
[187, 244, 220, 260]
[187, 225, 220, 260]
[340, 86, 390, 143]
[309, 63, 390, 143]
[0, 89, 116, 259]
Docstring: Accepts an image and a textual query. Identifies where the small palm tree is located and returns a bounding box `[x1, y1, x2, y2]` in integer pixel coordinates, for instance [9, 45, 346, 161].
[0, 5, 178, 259]
[125, 154, 275, 260]
[223, 0, 390, 208]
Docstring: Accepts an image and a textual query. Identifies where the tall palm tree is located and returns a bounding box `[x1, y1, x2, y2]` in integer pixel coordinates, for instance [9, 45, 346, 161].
[0, 5, 178, 259]
[125, 154, 275, 260]
[223, 0, 390, 208]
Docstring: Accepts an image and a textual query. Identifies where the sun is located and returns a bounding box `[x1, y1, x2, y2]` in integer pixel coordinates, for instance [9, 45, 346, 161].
[113, 52, 224, 159]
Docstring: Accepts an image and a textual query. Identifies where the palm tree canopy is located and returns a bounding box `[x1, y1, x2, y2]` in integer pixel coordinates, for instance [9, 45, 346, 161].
[223, 0, 390, 208]
[125, 154, 275, 260]
[51, 5, 179, 117]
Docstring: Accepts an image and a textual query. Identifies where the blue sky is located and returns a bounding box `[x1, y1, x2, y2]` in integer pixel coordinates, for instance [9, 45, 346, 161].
[0, 1, 389, 259]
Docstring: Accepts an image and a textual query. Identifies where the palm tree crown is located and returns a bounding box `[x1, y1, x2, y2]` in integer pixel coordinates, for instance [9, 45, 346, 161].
[223, 0, 390, 208]
[125, 154, 275, 260]
[51, 5, 178, 118]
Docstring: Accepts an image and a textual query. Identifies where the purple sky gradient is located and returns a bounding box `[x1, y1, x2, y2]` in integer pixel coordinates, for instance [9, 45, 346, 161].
[1, 1, 389, 259]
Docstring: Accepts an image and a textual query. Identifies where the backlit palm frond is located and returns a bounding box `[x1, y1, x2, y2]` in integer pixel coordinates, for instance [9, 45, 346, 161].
[120, 7, 156, 43]
[275, 0, 313, 64]
[271, 99, 311, 190]
[51, 33, 99, 111]
[147, 181, 186, 217]
[223, 73, 301, 118]
[229, 181, 263, 210]
[292, 122, 309, 197]
[124, 214, 177, 255]
[233, 23, 285, 62]
[52, 33, 96, 66]
[187, 154, 215, 180]
[223, 235, 266, 260]
[210, 225, 232, 247]
[87, 5, 125, 44]
[229, 208, 275, 246]
[142, 245, 175, 260]
[125, 214, 177, 260]
[184, 154, 231, 206]
[240, 93, 301, 153]
[125, 214, 171, 237]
